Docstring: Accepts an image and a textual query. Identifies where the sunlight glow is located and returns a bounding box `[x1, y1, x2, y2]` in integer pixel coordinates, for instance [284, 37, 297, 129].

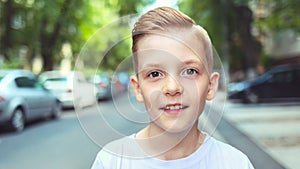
[145, 0, 179, 11]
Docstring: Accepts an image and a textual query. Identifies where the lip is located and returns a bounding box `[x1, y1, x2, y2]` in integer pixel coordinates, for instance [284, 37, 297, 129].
[160, 103, 188, 114]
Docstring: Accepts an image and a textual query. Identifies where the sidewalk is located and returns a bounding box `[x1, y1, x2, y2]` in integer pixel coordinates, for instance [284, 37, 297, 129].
[214, 91, 300, 169]
[224, 102, 300, 169]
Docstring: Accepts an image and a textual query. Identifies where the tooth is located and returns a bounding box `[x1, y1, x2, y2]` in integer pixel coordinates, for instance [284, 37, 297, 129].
[175, 105, 179, 109]
[170, 106, 175, 110]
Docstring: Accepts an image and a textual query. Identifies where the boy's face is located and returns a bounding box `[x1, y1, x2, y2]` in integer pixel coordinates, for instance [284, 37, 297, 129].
[131, 33, 219, 133]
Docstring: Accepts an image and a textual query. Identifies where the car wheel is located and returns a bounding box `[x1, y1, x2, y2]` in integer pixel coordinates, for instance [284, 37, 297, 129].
[10, 109, 25, 132]
[51, 101, 62, 119]
[245, 90, 259, 104]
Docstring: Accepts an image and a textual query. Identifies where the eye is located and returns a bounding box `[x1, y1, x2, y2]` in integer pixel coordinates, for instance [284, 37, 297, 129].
[147, 71, 163, 79]
[182, 68, 198, 76]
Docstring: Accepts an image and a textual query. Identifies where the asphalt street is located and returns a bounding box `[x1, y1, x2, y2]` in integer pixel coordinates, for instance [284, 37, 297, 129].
[0, 109, 99, 169]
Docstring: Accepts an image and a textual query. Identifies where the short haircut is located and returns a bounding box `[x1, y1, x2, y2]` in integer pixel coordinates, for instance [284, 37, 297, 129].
[132, 7, 213, 74]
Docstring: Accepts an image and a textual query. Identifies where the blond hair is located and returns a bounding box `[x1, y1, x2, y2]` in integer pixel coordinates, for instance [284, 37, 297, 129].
[132, 7, 213, 74]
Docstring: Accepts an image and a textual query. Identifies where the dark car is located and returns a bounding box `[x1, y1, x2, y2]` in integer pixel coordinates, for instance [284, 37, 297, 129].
[228, 64, 300, 103]
[0, 70, 61, 132]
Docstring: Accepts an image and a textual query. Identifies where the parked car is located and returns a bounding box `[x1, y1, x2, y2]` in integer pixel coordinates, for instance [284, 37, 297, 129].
[39, 71, 97, 108]
[0, 70, 61, 132]
[116, 71, 130, 90]
[228, 64, 300, 103]
[89, 73, 113, 100]
[89, 72, 126, 100]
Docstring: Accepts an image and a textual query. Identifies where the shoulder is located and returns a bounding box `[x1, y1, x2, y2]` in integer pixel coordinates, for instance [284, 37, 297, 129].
[91, 138, 128, 169]
[203, 136, 254, 169]
[91, 134, 148, 169]
[209, 137, 245, 156]
[101, 134, 146, 158]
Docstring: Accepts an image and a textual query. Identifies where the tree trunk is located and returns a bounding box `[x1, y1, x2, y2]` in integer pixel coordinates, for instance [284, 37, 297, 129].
[227, 3, 259, 79]
[236, 5, 257, 78]
[41, 48, 54, 71]
[40, 0, 72, 71]
[1, 0, 14, 60]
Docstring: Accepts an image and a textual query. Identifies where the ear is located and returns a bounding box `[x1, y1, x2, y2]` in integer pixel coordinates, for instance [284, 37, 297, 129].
[130, 75, 144, 102]
[206, 72, 220, 100]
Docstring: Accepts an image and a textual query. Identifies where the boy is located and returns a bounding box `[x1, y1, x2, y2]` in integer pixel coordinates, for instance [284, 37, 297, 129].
[91, 7, 254, 169]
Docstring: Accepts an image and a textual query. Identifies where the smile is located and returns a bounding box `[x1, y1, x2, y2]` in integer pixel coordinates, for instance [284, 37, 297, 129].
[160, 104, 188, 114]
[165, 105, 184, 110]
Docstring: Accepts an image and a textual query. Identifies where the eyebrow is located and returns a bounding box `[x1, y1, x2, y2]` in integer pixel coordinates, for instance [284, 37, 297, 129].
[141, 63, 163, 70]
[141, 58, 204, 69]
[182, 59, 203, 66]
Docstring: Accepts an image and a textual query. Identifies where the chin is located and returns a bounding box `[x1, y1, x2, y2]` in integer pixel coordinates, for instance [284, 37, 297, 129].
[161, 121, 195, 134]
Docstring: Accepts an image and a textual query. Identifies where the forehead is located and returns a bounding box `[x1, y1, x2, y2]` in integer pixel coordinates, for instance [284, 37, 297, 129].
[136, 31, 206, 67]
[141, 30, 204, 51]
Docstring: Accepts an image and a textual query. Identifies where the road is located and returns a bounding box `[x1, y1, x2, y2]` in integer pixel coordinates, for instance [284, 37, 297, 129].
[0, 92, 298, 169]
[0, 109, 98, 169]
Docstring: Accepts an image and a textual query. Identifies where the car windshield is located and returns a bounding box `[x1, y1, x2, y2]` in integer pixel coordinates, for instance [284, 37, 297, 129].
[43, 77, 70, 90]
[0, 71, 9, 82]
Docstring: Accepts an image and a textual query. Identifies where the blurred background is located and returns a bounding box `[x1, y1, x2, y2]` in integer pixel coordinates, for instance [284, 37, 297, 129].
[0, 0, 299, 169]
[1, 0, 299, 79]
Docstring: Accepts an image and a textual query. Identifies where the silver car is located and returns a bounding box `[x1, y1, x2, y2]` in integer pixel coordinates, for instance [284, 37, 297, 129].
[0, 70, 61, 132]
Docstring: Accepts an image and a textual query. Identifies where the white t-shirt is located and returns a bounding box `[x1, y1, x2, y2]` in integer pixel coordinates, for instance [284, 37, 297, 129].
[91, 134, 254, 169]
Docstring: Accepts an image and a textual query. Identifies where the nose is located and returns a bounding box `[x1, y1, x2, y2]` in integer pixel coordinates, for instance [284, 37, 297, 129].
[162, 75, 183, 96]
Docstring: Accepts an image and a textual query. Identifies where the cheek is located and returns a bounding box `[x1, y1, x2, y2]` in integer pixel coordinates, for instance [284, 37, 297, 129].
[142, 90, 164, 121]
[183, 80, 208, 97]
[141, 85, 162, 108]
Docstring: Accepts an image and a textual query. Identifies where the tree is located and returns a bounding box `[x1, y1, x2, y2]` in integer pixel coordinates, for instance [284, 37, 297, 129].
[179, 0, 300, 80]
[253, 0, 300, 67]
[0, 0, 87, 71]
[77, 0, 155, 75]
[0, 0, 155, 72]
[38, 0, 86, 71]
[254, 0, 300, 34]
[0, 0, 14, 61]
[179, 0, 262, 80]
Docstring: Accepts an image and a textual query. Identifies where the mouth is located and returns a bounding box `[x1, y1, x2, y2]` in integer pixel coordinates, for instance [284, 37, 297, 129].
[160, 103, 188, 114]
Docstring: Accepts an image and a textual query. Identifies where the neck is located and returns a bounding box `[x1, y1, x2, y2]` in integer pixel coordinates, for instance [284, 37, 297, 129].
[136, 122, 205, 160]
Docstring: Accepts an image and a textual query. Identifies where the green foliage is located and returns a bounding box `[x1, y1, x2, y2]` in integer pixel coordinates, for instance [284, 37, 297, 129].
[76, 0, 154, 74]
[107, 0, 155, 15]
[179, 0, 224, 60]
[79, 14, 133, 73]
[1, 0, 298, 75]
[0, 0, 88, 71]
[254, 0, 300, 34]
[179, 0, 299, 77]
[0, 50, 23, 69]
